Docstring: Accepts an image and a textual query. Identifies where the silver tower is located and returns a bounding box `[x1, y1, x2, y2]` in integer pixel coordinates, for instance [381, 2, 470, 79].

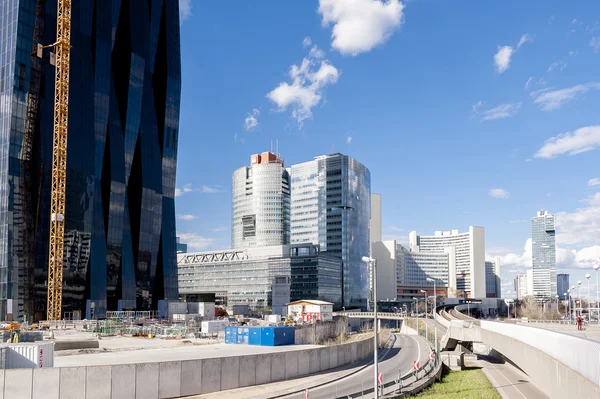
[232, 152, 290, 249]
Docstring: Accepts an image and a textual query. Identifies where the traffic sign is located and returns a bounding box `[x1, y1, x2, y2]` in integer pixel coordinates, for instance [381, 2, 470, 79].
[428, 351, 434, 360]
[378, 372, 383, 385]
[413, 360, 420, 370]
[304, 389, 309, 399]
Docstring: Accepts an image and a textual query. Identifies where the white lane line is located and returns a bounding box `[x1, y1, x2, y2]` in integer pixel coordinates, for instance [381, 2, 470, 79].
[406, 335, 422, 376]
[492, 364, 528, 399]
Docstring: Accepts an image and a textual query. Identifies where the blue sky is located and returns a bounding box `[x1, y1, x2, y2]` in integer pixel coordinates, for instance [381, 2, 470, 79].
[175, 0, 600, 298]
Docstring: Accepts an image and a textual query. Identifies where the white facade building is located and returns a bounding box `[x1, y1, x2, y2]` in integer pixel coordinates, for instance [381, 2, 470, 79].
[372, 240, 454, 300]
[232, 152, 290, 249]
[514, 270, 534, 300]
[408, 227, 486, 298]
[286, 300, 333, 322]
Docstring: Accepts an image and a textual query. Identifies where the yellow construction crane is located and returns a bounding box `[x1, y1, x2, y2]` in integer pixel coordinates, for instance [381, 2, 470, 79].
[45, 0, 72, 321]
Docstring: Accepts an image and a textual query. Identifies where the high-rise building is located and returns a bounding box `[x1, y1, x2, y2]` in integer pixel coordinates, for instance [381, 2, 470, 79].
[409, 227, 486, 298]
[531, 210, 556, 300]
[557, 273, 570, 300]
[0, 1, 181, 321]
[232, 152, 290, 249]
[514, 273, 528, 300]
[372, 240, 453, 301]
[485, 257, 501, 298]
[290, 153, 371, 307]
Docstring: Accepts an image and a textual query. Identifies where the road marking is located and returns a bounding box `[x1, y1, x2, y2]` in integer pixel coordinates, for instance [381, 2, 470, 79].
[407, 335, 422, 375]
[491, 364, 529, 399]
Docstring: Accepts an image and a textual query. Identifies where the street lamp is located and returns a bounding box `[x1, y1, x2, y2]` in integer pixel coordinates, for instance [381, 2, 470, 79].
[426, 277, 438, 358]
[362, 256, 379, 398]
[420, 290, 427, 317]
[567, 289, 572, 322]
[578, 280, 583, 317]
[586, 274, 592, 321]
[594, 264, 600, 326]
[426, 277, 437, 312]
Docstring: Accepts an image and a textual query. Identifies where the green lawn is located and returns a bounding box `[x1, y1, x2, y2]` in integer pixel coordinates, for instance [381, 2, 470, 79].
[414, 369, 501, 399]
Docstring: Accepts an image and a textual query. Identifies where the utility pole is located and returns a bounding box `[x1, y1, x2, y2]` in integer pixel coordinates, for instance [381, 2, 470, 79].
[363, 256, 378, 398]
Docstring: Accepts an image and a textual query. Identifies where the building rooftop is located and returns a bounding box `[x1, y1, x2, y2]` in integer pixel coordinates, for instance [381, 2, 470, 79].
[286, 300, 333, 306]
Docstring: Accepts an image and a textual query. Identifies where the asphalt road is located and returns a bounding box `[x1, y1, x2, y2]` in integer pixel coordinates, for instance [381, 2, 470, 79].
[281, 334, 430, 399]
[479, 356, 548, 399]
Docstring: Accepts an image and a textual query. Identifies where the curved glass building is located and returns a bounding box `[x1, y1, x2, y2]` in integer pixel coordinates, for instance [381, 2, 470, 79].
[0, 0, 181, 321]
[232, 152, 290, 249]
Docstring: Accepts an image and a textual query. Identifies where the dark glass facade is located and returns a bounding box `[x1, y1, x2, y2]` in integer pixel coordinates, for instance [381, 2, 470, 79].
[0, 0, 181, 321]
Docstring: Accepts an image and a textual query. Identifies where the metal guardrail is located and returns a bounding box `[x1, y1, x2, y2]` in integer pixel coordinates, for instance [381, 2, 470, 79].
[334, 311, 405, 320]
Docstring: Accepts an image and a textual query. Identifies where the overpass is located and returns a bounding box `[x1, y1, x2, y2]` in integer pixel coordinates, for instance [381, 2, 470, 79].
[334, 311, 404, 321]
[436, 304, 600, 398]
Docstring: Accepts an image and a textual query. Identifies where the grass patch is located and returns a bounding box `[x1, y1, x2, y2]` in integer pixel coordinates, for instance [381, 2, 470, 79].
[413, 369, 501, 399]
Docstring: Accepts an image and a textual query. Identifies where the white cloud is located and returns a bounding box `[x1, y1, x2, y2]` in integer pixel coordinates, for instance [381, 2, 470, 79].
[177, 232, 215, 251]
[534, 125, 600, 159]
[244, 108, 260, 131]
[530, 82, 600, 111]
[318, 0, 404, 56]
[588, 178, 600, 187]
[386, 226, 404, 233]
[473, 101, 521, 121]
[176, 214, 196, 221]
[266, 45, 339, 126]
[175, 184, 223, 196]
[346, 136, 352, 144]
[555, 193, 600, 246]
[547, 60, 568, 72]
[201, 185, 223, 193]
[234, 133, 244, 144]
[591, 37, 600, 53]
[517, 33, 533, 49]
[494, 46, 514, 73]
[494, 33, 532, 73]
[489, 188, 510, 199]
[303, 36, 312, 48]
[524, 77, 546, 89]
[175, 183, 196, 197]
[569, 50, 578, 57]
[179, 0, 192, 21]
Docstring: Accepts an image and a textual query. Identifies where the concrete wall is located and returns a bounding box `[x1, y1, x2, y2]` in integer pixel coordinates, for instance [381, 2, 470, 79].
[2, 339, 374, 399]
[294, 320, 341, 345]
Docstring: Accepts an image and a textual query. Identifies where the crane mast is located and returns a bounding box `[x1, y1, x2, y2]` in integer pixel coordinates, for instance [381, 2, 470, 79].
[46, 0, 72, 321]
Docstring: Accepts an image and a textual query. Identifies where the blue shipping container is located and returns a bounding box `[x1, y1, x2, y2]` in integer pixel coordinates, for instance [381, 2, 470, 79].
[225, 327, 238, 344]
[237, 327, 249, 344]
[248, 327, 262, 345]
[260, 326, 295, 346]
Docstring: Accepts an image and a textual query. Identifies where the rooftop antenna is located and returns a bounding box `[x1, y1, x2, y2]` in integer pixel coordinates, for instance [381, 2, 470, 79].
[270, 140, 273, 153]
[276, 139, 279, 156]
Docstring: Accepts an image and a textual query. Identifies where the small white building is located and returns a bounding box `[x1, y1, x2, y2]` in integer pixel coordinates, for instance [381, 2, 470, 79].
[286, 300, 333, 323]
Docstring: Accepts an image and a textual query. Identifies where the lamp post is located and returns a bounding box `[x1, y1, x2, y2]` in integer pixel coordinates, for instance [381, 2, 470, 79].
[362, 256, 378, 398]
[572, 285, 577, 317]
[577, 280, 583, 316]
[555, 295, 560, 316]
[586, 274, 592, 322]
[594, 265, 600, 325]
[567, 289, 571, 322]
[426, 277, 437, 357]
[420, 290, 427, 317]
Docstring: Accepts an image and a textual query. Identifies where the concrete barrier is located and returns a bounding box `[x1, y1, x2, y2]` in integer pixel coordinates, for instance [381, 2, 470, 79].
[54, 340, 100, 351]
[6, 337, 374, 399]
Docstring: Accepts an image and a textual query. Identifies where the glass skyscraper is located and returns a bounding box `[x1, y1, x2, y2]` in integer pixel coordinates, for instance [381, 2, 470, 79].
[0, 1, 181, 321]
[531, 210, 556, 300]
[557, 273, 569, 300]
[232, 152, 290, 249]
[290, 153, 371, 308]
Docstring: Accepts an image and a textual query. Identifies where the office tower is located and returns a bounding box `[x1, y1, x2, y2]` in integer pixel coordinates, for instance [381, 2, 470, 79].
[514, 273, 528, 300]
[531, 210, 556, 300]
[0, 1, 181, 321]
[485, 257, 501, 298]
[557, 273, 569, 300]
[409, 227, 486, 298]
[372, 240, 453, 301]
[232, 152, 290, 249]
[290, 153, 371, 307]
